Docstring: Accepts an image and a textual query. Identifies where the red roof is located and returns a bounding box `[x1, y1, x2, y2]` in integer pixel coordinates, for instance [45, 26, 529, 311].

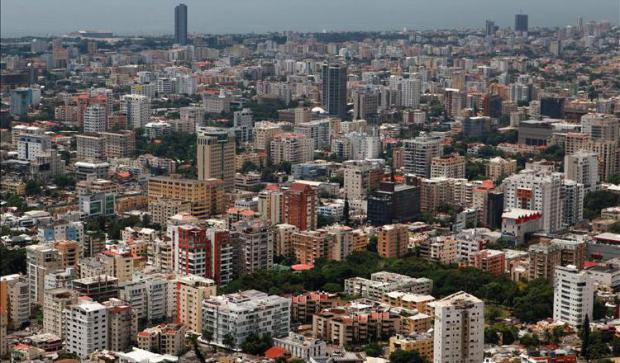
[292, 263, 314, 271]
[264, 346, 287, 359]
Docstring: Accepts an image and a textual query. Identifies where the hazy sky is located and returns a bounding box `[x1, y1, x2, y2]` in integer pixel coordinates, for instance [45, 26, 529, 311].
[1, 0, 619, 37]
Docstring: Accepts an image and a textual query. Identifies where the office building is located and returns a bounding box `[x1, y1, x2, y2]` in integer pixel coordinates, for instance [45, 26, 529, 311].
[515, 14, 529, 32]
[540, 97, 564, 119]
[367, 182, 420, 226]
[462, 116, 492, 138]
[553, 265, 594, 327]
[429, 291, 484, 363]
[197, 127, 236, 191]
[321, 63, 347, 119]
[63, 298, 108, 358]
[352, 88, 379, 120]
[403, 133, 444, 177]
[10, 88, 32, 117]
[485, 20, 496, 36]
[174, 3, 188, 45]
[202, 290, 291, 348]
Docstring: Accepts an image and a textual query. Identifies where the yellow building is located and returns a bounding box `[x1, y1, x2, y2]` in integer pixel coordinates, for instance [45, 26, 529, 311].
[176, 275, 216, 333]
[389, 333, 433, 362]
[147, 175, 224, 220]
[197, 128, 236, 191]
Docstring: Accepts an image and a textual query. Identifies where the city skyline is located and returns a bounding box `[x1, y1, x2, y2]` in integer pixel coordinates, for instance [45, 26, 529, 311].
[1, 0, 619, 37]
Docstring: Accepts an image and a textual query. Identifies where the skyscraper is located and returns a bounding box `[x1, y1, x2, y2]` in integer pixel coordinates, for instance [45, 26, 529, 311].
[485, 20, 496, 36]
[83, 104, 107, 133]
[515, 14, 529, 32]
[553, 265, 593, 327]
[174, 3, 188, 45]
[196, 127, 236, 191]
[321, 62, 347, 119]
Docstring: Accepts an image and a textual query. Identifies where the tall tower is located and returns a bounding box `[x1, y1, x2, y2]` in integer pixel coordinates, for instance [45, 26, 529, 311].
[174, 3, 188, 45]
[515, 14, 529, 32]
[321, 62, 347, 119]
[197, 128, 236, 191]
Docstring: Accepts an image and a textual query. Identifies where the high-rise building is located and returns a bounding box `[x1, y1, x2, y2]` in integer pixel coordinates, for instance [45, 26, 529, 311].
[73, 275, 119, 302]
[515, 14, 529, 32]
[43, 288, 78, 338]
[104, 298, 138, 352]
[321, 63, 347, 119]
[400, 78, 422, 109]
[429, 291, 484, 363]
[148, 176, 225, 220]
[282, 182, 318, 231]
[377, 224, 410, 258]
[26, 244, 62, 307]
[565, 152, 598, 193]
[270, 133, 314, 165]
[485, 20, 496, 36]
[581, 113, 619, 141]
[64, 298, 109, 358]
[10, 88, 32, 117]
[502, 170, 563, 233]
[561, 180, 584, 227]
[403, 133, 444, 177]
[202, 290, 291, 349]
[343, 160, 384, 212]
[176, 275, 216, 333]
[352, 88, 379, 121]
[83, 104, 107, 133]
[232, 219, 274, 273]
[553, 265, 593, 327]
[197, 127, 236, 191]
[0, 275, 30, 331]
[487, 157, 517, 181]
[233, 108, 254, 144]
[121, 94, 151, 129]
[174, 3, 188, 45]
[294, 119, 331, 150]
[368, 182, 420, 226]
[430, 154, 466, 179]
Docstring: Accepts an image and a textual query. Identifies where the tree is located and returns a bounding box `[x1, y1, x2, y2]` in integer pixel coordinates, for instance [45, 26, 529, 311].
[223, 333, 236, 350]
[0, 245, 27, 275]
[25, 179, 43, 196]
[242, 161, 258, 173]
[581, 314, 591, 359]
[388, 349, 425, 363]
[343, 196, 350, 226]
[241, 333, 273, 355]
[202, 328, 213, 342]
[364, 342, 383, 357]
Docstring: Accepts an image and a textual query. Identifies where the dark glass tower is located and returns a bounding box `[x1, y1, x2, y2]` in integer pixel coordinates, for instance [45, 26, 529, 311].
[321, 63, 347, 119]
[515, 14, 529, 32]
[175, 3, 188, 45]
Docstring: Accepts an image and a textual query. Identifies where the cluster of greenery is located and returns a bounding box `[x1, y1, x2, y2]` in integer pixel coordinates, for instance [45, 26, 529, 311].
[0, 245, 27, 275]
[240, 333, 274, 355]
[221, 251, 553, 323]
[135, 130, 197, 164]
[583, 190, 620, 220]
[389, 349, 426, 363]
[580, 315, 620, 360]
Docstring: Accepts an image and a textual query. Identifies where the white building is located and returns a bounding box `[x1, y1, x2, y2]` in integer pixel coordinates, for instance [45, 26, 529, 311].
[553, 265, 594, 327]
[502, 170, 563, 233]
[295, 119, 331, 150]
[274, 332, 327, 360]
[344, 271, 433, 300]
[202, 290, 291, 349]
[400, 77, 422, 109]
[565, 151, 599, 193]
[121, 94, 151, 129]
[17, 134, 51, 161]
[429, 291, 484, 363]
[63, 298, 108, 358]
[83, 104, 107, 133]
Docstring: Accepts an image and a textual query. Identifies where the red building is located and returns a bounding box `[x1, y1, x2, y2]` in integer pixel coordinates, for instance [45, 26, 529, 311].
[469, 249, 506, 275]
[282, 182, 317, 231]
